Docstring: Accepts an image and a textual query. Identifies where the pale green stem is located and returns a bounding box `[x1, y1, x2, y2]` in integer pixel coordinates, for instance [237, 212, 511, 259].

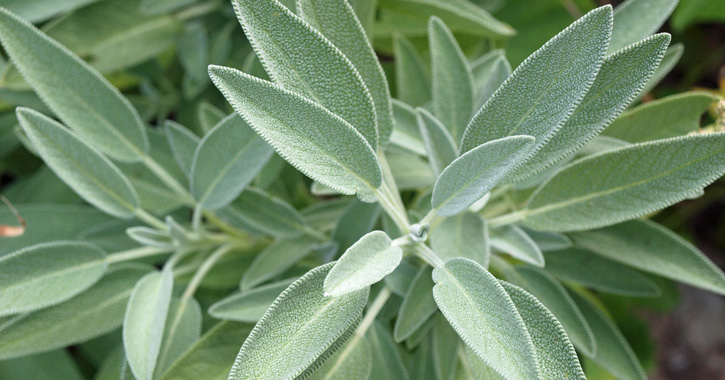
[487, 209, 528, 228]
[106, 246, 171, 264]
[140, 154, 195, 205]
[373, 188, 409, 234]
[419, 208, 437, 226]
[182, 244, 234, 300]
[133, 208, 167, 230]
[377, 150, 406, 213]
[356, 287, 392, 337]
[192, 205, 203, 231]
[480, 201, 511, 219]
[412, 243, 445, 268]
[202, 210, 248, 239]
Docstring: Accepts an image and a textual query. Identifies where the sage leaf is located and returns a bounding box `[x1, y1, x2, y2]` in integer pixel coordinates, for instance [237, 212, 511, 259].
[0, 7, 148, 162]
[325, 231, 402, 296]
[500, 281, 585, 380]
[0, 349, 85, 380]
[0, 241, 107, 317]
[569, 220, 725, 295]
[500, 265, 596, 356]
[431, 314, 459, 380]
[636, 43, 683, 100]
[223, 187, 308, 239]
[17, 108, 140, 219]
[489, 224, 544, 267]
[514, 33, 670, 179]
[394, 35, 430, 107]
[608, 0, 678, 54]
[209, 279, 294, 322]
[523, 132, 725, 232]
[432, 135, 535, 217]
[241, 236, 319, 289]
[544, 248, 660, 297]
[384, 259, 418, 297]
[294, 321, 359, 379]
[390, 99, 426, 156]
[430, 211, 490, 267]
[164, 120, 199, 177]
[472, 51, 511, 112]
[459, 6, 612, 158]
[209, 66, 382, 200]
[307, 334, 372, 380]
[158, 321, 254, 380]
[388, 150, 436, 190]
[429, 16, 474, 144]
[191, 114, 273, 210]
[603, 91, 719, 143]
[232, 0, 378, 149]
[394, 266, 437, 342]
[154, 297, 202, 378]
[298, 0, 394, 145]
[126, 227, 173, 248]
[228, 262, 369, 380]
[198, 103, 226, 135]
[123, 269, 174, 380]
[463, 346, 505, 380]
[0, 0, 100, 23]
[332, 199, 381, 253]
[569, 291, 646, 380]
[369, 320, 410, 380]
[522, 228, 572, 252]
[0, 264, 151, 359]
[432, 258, 539, 379]
[417, 108, 458, 178]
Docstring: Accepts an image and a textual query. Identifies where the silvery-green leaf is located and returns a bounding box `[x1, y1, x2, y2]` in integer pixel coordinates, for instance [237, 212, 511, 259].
[94, 345, 124, 380]
[0, 241, 107, 317]
[463, 346, 505, 380]
[294, 321, 359, 380]
[499, 265, 596, 356]
[603, 91, 719, 143]
[241, 235, 319, 289]
[394, 266, 438, 342]
[387, 150, 435, 190]
[209, 66, 382, 200]
[0, 0, 100, 23]
[636, 43, 683, 100]
[123, 269, 173, 380]
[16, 108, 140, 218]
[460, 7, 612, 158]
[325, 231, 402, 296]
[384, 259, 418, 296]
[164, 120, 199, 177]
[178, 21, 208, 84]
[390, 99, 426, 156]
[126, 227, 173, 248]
[158, 321, 254, 380]
[223, 187, 308, 239]
[232, 0, 378, 149]
[0, 264, 151, 359]
[332, 199, 381, 253]
[378, 0, 515, 38]
[513, 33, 670, 180]
[417, 108, 457, 178]
[432, 314, 459, 380]
[394, 35, 430, 107]
[0, 8, 148, 162]
[471, 51, 511, 112]
[523, 132, 725, 232]
[430, 211, 489, 267]
[575, 135, 630, 157]
[306, 334, 372, 380]
[0, 349, 85, 380]
[404, 315, 434, 350]
[432, 135, 535, 217]
[369, 320, 410, 380]
[197, 102, 226, 135]
[154, 297, 202, 378]
[432, 258, 539, 379]
[569, 220, 725, 295]
[608, 0, 678, 54]
[429, 16, 474, 144]
[470, 50, 505, 92]
[191, 114, 273, 210]
[298, 0, 394, 145]
[521, 229, 572, 252]
[544, 248, 660, 297]
[490, 224, 544, 267]
[209, 279, 294, 322]
[500, 281, 585, 380]
[228, 263, 369, 380]
[569, 291, 646, 380]
[302, 198, 352, 232]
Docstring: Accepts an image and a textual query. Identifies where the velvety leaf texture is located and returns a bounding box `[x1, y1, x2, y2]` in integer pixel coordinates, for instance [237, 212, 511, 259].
[163, 121, 199, 178]
[209, 279, 293, 323]
[231, 0, 378, 149]
[523, 132, 725, 232]
[417, 108, 458, 178]
[209, 66, 382, 200]
[228, 262, 369, 380]
[394, 35, 430, 108]
[608, 0, 678, 54]
[241, 236, 319, 289]
[306, 334, 372, 380]
[459, 6, 612, 160]
[394, 266, 438, 342]
[225, 187, 309, 238]
[489, 224, 544, 267]
[0, 7, 148, 162]
[368, 321, 410, 380]
[430, 211, 490, 267]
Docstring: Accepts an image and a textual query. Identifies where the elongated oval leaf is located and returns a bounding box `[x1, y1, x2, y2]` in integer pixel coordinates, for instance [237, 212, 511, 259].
[307, 334, 372, 380]
[241, 236, 319, 289]
[394, 34, 430, 107]
[123, 269, 174, 380]
[544, 248, 660, 297]
[17, 108, 140, 218]
[431, 314, 459, 380]
[0, 241, 107, 317]
[394, 266, 438, 342]
[0, 264, 151, 359]
[368, 320, 410, 380]
[460, 6, 612, 158]
[417, 108, 457, 177]
[608, 0, 678, 53]
[429, 16, 474, 144]
[154, 297, 202, 378]
[209, 66, 382, 200]
[432, 135, 534, 217]
[224, 187, 308, 239]
[191, 114, 273, 210]
[636, 43, 682, 100]
[0, 7, 148, 161]
[325, 231, 402, 296]
[523, 132, 725, 232]
[298, 0, 394, 145]
[490, 224, 544, 267]
[209, 279, 294, 322]
[569, 220, 725, 295]
[500, 281, 586, 380]
[0, 0, 100, 23]
[164, 120, 199, 177]
[514, 33, 670, 179]
[430, 211, 489, 267]
[232, 0, 378, 148]
[228, 262, 369, 380]
[432, 258, 539, 379]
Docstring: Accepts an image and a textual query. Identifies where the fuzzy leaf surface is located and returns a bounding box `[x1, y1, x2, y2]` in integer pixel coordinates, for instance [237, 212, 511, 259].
[307, 334, 372, 380]
[154, 297, 202, 378]
[430, 211, 489, 267]
[164, 120, 199, 178]
[369, 321, 410, 380]
[394, 35, 430, 107]
[490, 225, 544, 267]
[394, 266, 438, 342]
[209, 279, 294, 323]
[417, 108, 458, 178]
[241, 236, 319, 289]
[608, 0, 678, 53]
[226, 187, 308, 239]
